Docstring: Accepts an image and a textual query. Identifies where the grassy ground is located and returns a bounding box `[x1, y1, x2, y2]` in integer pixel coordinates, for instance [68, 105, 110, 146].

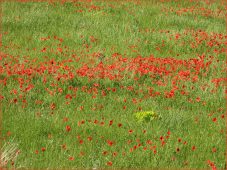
[0, 0, 226, 169]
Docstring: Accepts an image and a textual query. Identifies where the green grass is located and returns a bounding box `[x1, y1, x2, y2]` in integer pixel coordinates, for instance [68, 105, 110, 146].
[0, 0, 226, 169]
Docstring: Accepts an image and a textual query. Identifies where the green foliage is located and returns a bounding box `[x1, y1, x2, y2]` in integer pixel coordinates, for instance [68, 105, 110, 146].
[134, 111, 161, 122]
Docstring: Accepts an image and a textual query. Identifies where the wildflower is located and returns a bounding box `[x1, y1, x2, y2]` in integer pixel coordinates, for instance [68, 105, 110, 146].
[212, 147, 216, 153]
[69, 156, 74, 161]
[102, 151, 108, 155]
[41, 147, 46, 152]
[176, 148, 180, 152]
[50, 103, 56, 110]
[107, 140, 114, 146]
[128, 130, 133, 134]
[62, 144, 67, 150]
[41, 47, 46, 52]
[207, 160, 216, 170]
[161, 141, 166, 146]
[192, 146, 196, 151]
[109, 120, 113, 126]
[79, 152, 85, 156]
[63, 117, 68, 122]
[112, 152, 118, 157]
[7, 131, 11, 136]
[13, 98, 17, 103]
[153, 150, 157, 154]
[57, 47, 62, 53]
[107, 161, 112, 166]
[87, 137, 92, 141]
[196, 97, 201, 102]
[133, 145, 137, 150]
[212, 118, 217, 122]
[65, 125, 71, 132]
[146, 140, 152, 145]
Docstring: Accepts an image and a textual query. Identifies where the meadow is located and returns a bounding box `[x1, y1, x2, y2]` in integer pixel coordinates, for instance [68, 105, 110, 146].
[0, 0, 226, 169]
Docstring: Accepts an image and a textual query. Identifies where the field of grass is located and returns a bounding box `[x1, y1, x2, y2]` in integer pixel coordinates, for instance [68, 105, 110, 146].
[0, 0, 226, 169]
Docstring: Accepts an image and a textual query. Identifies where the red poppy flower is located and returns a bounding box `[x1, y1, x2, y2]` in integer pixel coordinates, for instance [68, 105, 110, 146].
[112, 152, 117, 157]
[127, 140, 132, 144]
[112, 88, 116, 92]
[41, 47, 46, 53]
[128, 129, 133, 134]
[62, 144, 67, 150]
[50, 103, 56, 110]
[87, 137, 92, 141]
[41, 147, 46, 152]
[109, 120, 113, 126]
[212, 147, 216, 153]
[192, 146, 196, 151]
[57, 47, 62, 53]
[69, 156, 74, 161]
[107, 161, 112, 166]
[212, 118, 217, 122]
[7, 131, 11, 136]
[63, 117, 68, 122]
[107, 140, 114, 146]
[133, 145, 137, 150]
[102, 151, 108, 155]
[146, 140, 152, 145]
[176, 148, 180, 152]
[66, 125, 71, 132]
[161, 141, 166, 146]
[196, 97, 201, 102]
